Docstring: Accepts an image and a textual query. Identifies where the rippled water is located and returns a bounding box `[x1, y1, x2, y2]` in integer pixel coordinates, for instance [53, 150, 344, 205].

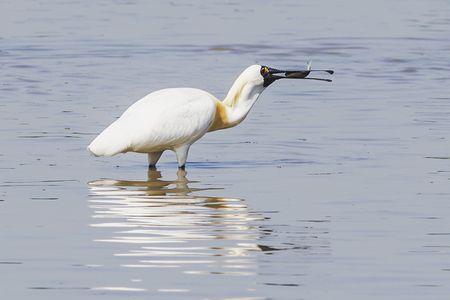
[1, 0, 450, 299]
[85, 169, 331, 299]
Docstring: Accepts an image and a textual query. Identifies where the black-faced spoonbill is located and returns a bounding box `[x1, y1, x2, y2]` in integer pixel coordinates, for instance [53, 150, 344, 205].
[88, 64, 333, 169]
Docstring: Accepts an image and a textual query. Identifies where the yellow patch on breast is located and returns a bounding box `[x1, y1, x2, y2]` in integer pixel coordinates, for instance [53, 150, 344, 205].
[208, 101, 230, 132]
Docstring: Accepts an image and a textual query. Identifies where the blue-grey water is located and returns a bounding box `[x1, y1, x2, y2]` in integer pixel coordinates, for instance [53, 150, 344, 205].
[1, 0, 450, 299]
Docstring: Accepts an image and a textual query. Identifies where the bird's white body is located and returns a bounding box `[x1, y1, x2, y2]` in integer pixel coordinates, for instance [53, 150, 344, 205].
[88, 65, 266, 167]
[89, 88, 217, 156]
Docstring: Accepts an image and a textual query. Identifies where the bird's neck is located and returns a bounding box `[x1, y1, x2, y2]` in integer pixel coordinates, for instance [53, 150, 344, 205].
[208, 81, 265, 132]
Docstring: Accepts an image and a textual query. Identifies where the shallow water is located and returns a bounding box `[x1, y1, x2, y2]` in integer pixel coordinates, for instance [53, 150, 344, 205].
[1, 0, 450, 299]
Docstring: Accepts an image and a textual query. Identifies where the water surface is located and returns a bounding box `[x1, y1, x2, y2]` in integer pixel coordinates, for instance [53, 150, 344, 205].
[1, 0, 450, 299]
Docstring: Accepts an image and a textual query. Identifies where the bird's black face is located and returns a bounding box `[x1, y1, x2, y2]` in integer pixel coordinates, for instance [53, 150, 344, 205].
[260, 65, 334, 87]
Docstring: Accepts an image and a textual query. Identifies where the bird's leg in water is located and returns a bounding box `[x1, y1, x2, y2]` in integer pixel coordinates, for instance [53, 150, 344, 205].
[175, 168, 189, 194]
[148, 151, 163, 169]
[174, 144, 190, 169]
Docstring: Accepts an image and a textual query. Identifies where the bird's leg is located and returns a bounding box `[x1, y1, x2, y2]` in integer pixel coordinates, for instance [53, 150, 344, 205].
[148, 151, 163, 169]
[174, 144, 190, 169]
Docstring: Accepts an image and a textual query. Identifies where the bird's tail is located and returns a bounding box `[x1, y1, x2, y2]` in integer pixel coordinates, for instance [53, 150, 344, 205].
[87, 120, 130, 157]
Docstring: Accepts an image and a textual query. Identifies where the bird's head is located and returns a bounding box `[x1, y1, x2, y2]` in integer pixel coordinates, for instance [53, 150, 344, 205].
[223, 63, 333, 110]
[232, 63, 333, 95]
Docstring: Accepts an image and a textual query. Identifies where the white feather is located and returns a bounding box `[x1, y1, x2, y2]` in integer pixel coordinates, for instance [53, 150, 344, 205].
[88, 88, 217, 156]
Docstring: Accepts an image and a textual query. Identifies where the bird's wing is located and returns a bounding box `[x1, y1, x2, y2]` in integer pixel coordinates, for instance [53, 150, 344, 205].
[88, 88, 217, 156]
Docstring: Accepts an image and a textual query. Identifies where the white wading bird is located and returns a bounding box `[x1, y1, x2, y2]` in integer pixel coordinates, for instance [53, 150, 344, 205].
[88, 64, 333, 169]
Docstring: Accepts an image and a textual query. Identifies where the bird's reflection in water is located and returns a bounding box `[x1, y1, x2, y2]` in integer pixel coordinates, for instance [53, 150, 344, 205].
[88, 168, 266, 276]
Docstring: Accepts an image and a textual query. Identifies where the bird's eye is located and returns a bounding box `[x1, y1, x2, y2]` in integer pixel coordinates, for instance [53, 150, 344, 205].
[261, 66, 269, 76]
